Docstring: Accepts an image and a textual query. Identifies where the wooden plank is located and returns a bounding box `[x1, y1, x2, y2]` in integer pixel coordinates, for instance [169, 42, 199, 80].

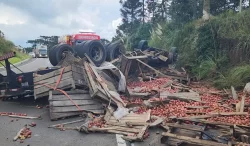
[240, 95, 246, 113]
[120, 55, 128, 74]
[50, 111, 81, 120]
[231, 86, 238, 100]
[88, 63, 126, 107]
[34, 72, 73, 89]
[83, 61, 98, 97]
[49, 94, 92, 101]
[171, 117, 250, 128]
[34, 78, 73, 95]
[209, 112, 248, 116]
[34, 66, 72, 82]
[52, 90, 89, 95]
[163, 123, 204, 132]
[51, 100, 99, 107]
[162, 132, 227, 146]
[126, 56, 148, 59]
[185, 106, 210, 109]
[51, 104, 103, 112]
[136, 59, 187, 80]
[160, 92, 201, 102]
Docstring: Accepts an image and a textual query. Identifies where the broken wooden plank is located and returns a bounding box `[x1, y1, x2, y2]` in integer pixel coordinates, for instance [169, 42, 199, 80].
[240, 95, 246, 113]
[185, 106, 210, 109]
[49, 94, 92, 101]
[51, 105, 103, 113]
[9, 115, 41, 119]
[208, 112, 248, 116]
[48, 119, 85, 128]
[162, 132, 227, 146]
[13, 127, 26, 141]
[162, 123, 204, 132]
[50, 100, 99, 107]
[231, 86, 238, 100]
[160, 92, 201, 102]
[50, 112, 82, 120]
[122, 125, 148, 142]
[34, 66, 72, 82]
[106, 110, 151, 124]
[51, 90, 89, 95]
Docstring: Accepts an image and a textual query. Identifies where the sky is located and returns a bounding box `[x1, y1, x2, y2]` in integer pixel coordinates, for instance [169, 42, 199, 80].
[0, 0, 122, 47]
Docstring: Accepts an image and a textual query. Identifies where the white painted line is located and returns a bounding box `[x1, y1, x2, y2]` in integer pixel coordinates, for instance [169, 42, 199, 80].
[116, 134, 127, 146]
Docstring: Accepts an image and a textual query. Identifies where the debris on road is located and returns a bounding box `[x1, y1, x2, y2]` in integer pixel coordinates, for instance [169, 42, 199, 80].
[6, 51, 250, 145]
[13, 126, 32, 142]
[29, 122, 36, 127]
[8, 115, 42, 120]
[49, 90, 104, 120]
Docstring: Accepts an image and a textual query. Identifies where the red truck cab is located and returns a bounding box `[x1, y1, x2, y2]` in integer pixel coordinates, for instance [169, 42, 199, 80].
[58, 32, 100, 46]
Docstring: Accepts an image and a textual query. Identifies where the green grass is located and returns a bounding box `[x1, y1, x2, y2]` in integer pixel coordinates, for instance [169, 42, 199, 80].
[0, 51, 30, 67]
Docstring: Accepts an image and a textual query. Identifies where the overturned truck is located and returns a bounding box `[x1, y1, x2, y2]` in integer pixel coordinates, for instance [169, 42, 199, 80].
[49, 32, 125, 67]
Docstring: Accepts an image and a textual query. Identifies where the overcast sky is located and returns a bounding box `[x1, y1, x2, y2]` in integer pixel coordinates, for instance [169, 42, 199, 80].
[0, 0, 122, 47]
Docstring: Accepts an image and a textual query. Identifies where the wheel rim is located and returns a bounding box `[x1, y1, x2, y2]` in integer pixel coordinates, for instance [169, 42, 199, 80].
[91, 47, 102, 61]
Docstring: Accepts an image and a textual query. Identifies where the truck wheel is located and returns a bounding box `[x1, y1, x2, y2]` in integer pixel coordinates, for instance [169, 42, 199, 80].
[74, 40, 106, 67]
[55, 44, 74, 64]
[138, 40, 148, 51]
[105, 42, 125, 61]
[49, 45, 58, 66]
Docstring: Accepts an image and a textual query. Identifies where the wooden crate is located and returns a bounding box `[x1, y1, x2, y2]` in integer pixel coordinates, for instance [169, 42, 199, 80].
[49, 90, 104, 120]
[34, 65, 87, 100]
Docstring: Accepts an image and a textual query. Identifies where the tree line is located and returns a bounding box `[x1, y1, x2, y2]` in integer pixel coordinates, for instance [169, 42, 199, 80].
[113, 0, 249, 49]
[24, 36, 59, 53]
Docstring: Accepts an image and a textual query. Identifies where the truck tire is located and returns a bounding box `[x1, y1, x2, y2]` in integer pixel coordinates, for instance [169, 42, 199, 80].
[105, 42, 125, 61]
[49, 45, 58, 66]
[138, 40, 148, 51]
[74, 40, 106, 67]
[54, 44, 74, 64]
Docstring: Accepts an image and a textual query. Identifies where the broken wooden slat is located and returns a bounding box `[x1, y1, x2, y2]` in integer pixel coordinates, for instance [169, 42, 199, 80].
[50, 112, 82, 121]
[34, 66, 72, 82]
[122, 125, 149, 142]
[51, 105, 103, 113]
[231, 86, 238, 100]
[49, 94, 92, 101]
[160, 92, 201, 102]
[50, 100, 98, 107]
[51, 90, 89, 95]
[240, 95, 246, 113]
[208, 112, 248, 116]
[185, 106, 210, 109]
[162, 123, 204, 132]
[162, 132, 228, 146]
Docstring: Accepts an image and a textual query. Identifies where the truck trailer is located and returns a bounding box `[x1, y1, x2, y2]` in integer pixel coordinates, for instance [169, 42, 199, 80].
[34, 45, 48, 58]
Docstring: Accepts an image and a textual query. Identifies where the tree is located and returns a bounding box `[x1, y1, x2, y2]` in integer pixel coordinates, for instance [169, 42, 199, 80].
[119, 0, 143, 35]
[26, 36, 59, 49]
[100, 39, 110, 44]
[203, 0, 210, 20]
[169, 0, 203, 26]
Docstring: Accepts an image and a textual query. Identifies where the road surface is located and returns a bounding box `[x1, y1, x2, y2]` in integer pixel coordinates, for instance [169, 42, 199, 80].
[0, 58, 52, 75]
[0, 58, 163, 146]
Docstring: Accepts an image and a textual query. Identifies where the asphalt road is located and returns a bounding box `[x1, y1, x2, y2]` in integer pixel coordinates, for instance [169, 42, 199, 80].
[0, 58, 164, 146]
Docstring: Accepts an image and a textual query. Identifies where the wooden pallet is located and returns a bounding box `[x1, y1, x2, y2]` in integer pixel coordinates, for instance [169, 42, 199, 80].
[49, 90, 104, 121]
[161, 121, 232, 146]
[34, 65, 88, 99]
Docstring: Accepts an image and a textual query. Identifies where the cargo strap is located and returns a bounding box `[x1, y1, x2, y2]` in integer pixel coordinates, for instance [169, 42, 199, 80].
[37, 67, 82, 111]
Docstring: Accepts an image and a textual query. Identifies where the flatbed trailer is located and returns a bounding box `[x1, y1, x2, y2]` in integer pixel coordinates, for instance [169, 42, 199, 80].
[0, 52, 56, 100]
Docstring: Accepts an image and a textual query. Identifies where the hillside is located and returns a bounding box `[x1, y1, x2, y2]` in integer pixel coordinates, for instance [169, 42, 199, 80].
[0, 36, 30, 65]
[148, 9, 250, 89]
